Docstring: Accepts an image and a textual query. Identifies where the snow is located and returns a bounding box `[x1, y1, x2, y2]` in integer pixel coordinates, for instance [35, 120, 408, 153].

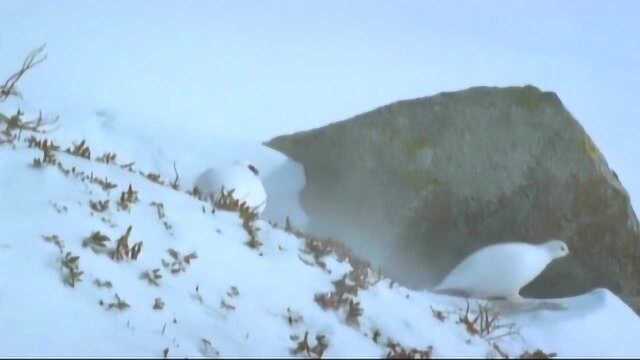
[262, 158, 309, 228]
[508, 289, 640, 357]
[0, 116, 639, 357]
[1, 3, 639, 356]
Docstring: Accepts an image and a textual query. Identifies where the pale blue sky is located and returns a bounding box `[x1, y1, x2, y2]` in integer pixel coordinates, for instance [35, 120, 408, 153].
[1, 0, 639, 208]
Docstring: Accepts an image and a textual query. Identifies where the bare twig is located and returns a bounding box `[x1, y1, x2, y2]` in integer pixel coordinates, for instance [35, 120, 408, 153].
[0, 44, 47, 102]
[3, 110, 59, 140]
[170, 161, 180, 190]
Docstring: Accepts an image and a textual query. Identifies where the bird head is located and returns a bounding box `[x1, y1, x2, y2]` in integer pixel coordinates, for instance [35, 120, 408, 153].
[541, 239, 570, 259]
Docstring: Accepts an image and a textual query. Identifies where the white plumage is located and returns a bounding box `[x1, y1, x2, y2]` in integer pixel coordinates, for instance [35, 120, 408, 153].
[194, 161, 267, 214]
[433, 240, 569, 301]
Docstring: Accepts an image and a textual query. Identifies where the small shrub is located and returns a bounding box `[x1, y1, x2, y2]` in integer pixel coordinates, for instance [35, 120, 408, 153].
[96, 152, 117, 164]
[456, 300, 517, 341]
[345, 299, 363, 327]
[291, 331, 329, 358]
[141, 269, 162, 286]
[519, 349, 557, 359]
[144, 172, 165, 185]
[27, 136, 60, 151]
[117, 184, 139, 210]
[89, 199, 110, 213]
[120, 161, 135, 172]
[49, 201, 68, 214]
[431, 306, 447, 322]
[162, 248, 197, 274]
[103, 293, 130, 311]
[82, 231, 111, 254]
[65, 139, 91, 159]
[200, 338, 219, 357]
[42, 234, 64, 254]
[386, 340, 433, 359]
[150, 202, 173, 234]
[240, 204, 262, 249]
[61, 251, 83, 288]
[153, 297, 165, 310]
[214, 187, 242, 211]
[31, 146, 57, 168]
[285, 308, 303, 326]
[220, 299, 236, 311]
[110, 226, 143, 261]
[93, 279, 113, 289]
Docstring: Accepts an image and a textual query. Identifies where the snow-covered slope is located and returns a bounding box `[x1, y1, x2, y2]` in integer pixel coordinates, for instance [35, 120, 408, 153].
[0, 113, 639, 358]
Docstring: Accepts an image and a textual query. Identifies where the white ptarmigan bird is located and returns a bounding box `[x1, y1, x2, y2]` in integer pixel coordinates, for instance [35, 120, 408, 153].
[433, 240, 569, 301]
[194, 161, 267, 214]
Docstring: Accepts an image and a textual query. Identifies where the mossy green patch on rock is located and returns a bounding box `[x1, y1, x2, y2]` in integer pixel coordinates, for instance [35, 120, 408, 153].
[401, 168, 441, 192]
[403, 137, 430, 161]
[513, 85, 559, 112]
[582, 135, 603, 162]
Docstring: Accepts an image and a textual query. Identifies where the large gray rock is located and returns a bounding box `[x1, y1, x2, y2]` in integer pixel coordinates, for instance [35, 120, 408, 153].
[265, 85, 640, 299]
